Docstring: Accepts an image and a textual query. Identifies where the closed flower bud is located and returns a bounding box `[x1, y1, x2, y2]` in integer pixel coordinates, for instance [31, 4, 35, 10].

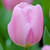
[2, 0, 33, 10]
[42, 45, 50, 50]
[8, 2, 43, 47]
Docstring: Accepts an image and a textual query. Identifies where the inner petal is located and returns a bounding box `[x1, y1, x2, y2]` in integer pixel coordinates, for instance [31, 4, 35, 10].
[23, 6, 34, 24]
[26, 28, 34, 44]
[17, 2, 29, 9]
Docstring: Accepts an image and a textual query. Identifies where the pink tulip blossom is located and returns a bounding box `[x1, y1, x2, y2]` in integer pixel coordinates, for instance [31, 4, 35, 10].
[42, 45, 50, 50]
[2, 0, 33, 10]
[8, 2, 43, 47]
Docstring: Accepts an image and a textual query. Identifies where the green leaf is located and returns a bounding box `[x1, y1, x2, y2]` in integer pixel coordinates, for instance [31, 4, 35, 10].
[32, 0, 41, 5]
[0, 8, 12, 38]
[29, 43, 41, 50]
[44, 16, 50, 33]
[43, 26, 50, 45]
[0, 44, 3, 50]
[0, 35, 6, 50]
[41, 0, 49, 18]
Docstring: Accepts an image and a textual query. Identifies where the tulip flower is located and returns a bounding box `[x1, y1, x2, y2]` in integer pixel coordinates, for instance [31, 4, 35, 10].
[2, 0, 33, 10]
[8, 2, 43, 47]
[42, 45, 50, 50]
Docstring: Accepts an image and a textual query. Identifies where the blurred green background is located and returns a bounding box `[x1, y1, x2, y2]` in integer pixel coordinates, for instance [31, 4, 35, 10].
[0, 0, 50, 50]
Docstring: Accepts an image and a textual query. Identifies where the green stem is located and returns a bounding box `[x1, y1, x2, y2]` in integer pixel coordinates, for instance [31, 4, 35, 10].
[24, 47, 29, 50]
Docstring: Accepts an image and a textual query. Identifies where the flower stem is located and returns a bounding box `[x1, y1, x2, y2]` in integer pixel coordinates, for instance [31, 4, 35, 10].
[24, 47, 29, 50]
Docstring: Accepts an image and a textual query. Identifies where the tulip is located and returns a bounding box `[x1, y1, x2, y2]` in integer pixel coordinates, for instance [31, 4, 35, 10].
[8, 2, 43, 47]
[2, 0, 33, 10]
[42, 45, 50, 50]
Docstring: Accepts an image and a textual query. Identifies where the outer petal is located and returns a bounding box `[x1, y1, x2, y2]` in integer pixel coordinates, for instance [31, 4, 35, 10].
[23, 4, 43, 44]
[31, 5, 43, 44]
[8, 6, 31, 46]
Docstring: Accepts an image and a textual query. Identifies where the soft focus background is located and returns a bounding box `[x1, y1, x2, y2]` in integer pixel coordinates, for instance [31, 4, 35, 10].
[0, 0, 50, 50]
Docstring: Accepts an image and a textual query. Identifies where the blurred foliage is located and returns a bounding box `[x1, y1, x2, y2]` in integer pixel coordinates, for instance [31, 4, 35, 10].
[43, 27, 50, 45]
[0, 0, 50, 50]
[0, 44, 3, 50]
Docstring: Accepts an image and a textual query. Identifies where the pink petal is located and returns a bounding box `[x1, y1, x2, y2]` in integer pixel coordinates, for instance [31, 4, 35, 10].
[8, 6, 31, 45]
[31, 5, 43, 44]
[23, 4, 43, 44]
